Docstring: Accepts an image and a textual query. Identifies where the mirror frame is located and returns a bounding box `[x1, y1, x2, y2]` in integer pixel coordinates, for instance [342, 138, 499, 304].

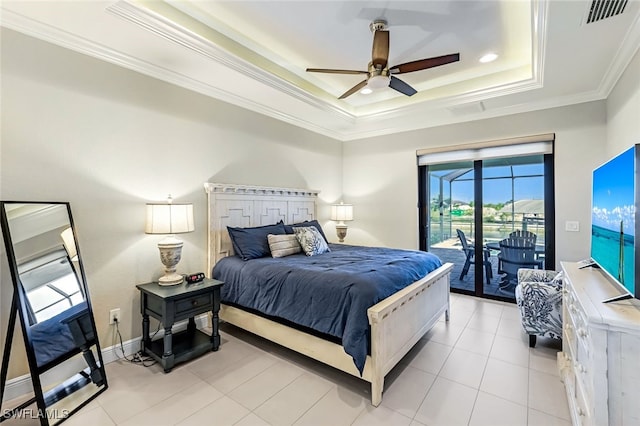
[0, 201, 107, 425]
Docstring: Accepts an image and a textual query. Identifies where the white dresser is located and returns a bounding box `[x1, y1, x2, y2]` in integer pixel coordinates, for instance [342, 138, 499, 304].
[559, 262, 640, 426]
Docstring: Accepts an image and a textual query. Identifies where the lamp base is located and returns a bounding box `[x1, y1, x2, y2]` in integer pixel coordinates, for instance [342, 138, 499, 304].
[158, 272, 184, 286]
[335, 225, 348, 243]
[157, 236, 185, 286]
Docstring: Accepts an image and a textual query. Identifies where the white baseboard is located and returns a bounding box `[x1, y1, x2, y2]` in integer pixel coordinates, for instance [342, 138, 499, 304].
[3, 315, 210, 402]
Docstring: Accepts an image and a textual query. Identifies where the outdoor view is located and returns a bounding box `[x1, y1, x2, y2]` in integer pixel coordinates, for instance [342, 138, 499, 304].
[591, 146, 635, 295]
[427, 156, 546, 299]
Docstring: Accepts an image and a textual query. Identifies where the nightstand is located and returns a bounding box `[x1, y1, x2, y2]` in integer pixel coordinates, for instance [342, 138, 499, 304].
[136, 278, 224, 372]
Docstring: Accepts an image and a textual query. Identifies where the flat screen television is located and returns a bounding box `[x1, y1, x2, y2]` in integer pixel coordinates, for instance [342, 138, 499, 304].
[589, 144, 639, 303]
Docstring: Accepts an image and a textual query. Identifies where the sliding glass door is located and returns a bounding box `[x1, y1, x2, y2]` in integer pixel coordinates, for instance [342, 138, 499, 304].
[420, 153, 554, 302]
[425, 162, 478, 293]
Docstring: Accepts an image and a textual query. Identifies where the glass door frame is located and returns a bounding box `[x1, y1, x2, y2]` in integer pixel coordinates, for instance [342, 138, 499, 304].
[418, 153, 555, 303]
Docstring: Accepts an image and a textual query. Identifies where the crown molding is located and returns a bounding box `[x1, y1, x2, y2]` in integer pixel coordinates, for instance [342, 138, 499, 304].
[532, 0, 548, 87]
[598, 9, 640, 97]
[0, 8, 349, 141]
[106, 1, 356, 122]
[339, 89, 606, 141]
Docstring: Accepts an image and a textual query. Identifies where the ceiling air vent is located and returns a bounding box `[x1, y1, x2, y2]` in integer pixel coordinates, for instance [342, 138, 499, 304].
[586, 0, 628, 24]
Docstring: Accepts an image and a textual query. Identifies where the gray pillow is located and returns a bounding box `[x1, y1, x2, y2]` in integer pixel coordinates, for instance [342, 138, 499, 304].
[267, 234, 302, 258]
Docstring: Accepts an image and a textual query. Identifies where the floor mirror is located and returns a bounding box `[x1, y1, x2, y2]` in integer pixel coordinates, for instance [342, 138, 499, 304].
[0, 202, 107, 425]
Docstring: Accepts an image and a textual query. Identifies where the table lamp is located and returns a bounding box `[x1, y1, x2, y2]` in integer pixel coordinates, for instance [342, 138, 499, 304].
[330, 202, 353, 242]
[61, 226, 82, 283]
[145, 196, 194, 285]
[60, 227, 78, 262]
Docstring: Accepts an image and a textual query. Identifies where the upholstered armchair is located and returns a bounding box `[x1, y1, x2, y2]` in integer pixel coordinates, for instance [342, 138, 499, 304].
[514, 269, 563, 347]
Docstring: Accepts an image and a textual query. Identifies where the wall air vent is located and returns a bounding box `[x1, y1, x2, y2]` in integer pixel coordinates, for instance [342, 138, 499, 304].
[586, 0, 628, 24]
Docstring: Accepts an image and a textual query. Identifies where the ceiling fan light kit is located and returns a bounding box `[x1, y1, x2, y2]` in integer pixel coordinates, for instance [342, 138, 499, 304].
[367, 74, 390, 89]
[306, 20, 460, 100]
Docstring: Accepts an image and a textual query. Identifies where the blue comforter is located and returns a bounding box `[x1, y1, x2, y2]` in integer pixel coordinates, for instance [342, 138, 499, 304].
[212, 244, 442, 373]
[31, 301, 88, 368]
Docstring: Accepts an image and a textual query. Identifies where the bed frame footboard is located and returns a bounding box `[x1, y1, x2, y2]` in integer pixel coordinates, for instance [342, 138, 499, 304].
[367, 262, 453, 406]
[218, 262, 452, 406]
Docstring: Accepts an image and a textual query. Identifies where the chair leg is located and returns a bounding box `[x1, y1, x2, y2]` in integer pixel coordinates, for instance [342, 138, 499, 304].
[529, 335, 537, 348]
[460, 257, 472, 280]
[483, 253, 493, 284]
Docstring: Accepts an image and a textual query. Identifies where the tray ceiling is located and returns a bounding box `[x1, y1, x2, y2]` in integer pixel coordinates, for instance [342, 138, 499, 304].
[1, 0, 639, 140]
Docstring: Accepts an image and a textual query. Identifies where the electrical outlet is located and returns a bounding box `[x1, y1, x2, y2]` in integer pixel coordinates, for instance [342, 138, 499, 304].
[109, 308, 121, 325]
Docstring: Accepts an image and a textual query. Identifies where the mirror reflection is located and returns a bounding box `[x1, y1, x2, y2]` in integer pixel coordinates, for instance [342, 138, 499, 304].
[19, 240, 83, 324]
[1, 202, 106, 425]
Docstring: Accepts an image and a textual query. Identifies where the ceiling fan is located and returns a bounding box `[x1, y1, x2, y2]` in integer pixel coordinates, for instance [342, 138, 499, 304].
[306, 20, 460, 100]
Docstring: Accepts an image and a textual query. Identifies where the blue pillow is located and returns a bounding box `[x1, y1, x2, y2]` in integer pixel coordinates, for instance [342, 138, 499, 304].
[227, 222, 287, 260]
[283, 220, 328, 242]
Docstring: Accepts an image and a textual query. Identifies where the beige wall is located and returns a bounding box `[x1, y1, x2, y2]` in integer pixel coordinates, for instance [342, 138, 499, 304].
[342, 102, 608, 265]
[0, 29, 342, 376]
[606, 46, 640, 156]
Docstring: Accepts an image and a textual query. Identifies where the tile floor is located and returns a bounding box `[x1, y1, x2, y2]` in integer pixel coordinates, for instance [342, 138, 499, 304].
[5, 294, 571, 425]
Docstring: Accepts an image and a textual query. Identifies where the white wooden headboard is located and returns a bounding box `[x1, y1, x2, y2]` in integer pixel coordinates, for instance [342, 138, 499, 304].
[204, 183, 319, 276]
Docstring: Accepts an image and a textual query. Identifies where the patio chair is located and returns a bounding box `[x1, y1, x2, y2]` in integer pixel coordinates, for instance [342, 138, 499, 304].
[509, 230, 537, 245]
[456, 229, 493, 285]
[497, 237, 543, 290]
[509, 230, 545, 269]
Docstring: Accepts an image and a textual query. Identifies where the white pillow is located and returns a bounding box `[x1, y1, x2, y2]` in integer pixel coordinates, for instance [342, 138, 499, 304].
[267, 234, 302, 258]
[293, 226, 330, 256]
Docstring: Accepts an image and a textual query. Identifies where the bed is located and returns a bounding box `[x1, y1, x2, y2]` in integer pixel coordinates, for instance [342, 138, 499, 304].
[31, 301, 90, 369]
[205, 183, 453, 406]
[29, 301, 104, 386]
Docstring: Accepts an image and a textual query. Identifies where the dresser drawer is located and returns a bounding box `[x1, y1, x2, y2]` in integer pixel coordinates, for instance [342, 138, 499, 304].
[563, 306, 578, 358]
[568, 309, 594, 403]
[575, 377, 593, 426]
[574, 350, 593, 406]
[563, 290, 579, 356]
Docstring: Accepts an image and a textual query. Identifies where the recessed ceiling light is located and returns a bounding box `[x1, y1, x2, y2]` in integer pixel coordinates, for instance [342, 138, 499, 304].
[360, 87, 373, 95]
[479, 53, 498, 63]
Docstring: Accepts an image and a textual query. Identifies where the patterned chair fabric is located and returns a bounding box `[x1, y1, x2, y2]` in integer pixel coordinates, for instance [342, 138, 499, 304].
[515, 269, 563, 347]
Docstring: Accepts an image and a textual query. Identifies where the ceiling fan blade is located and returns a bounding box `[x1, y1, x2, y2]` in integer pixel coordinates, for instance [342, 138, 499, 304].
[389, 53, 460, 74]
[338, 79, 369, 99]
[306, 68, 368, 75]
[371, 30, 389, 68]
[389, 76, 417, 96]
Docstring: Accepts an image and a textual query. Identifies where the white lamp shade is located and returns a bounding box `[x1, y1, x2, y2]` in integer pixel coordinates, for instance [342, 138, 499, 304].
[60, 227, 78, 260]
[145, 203, 195, 234]
[330, 204, 353, 222]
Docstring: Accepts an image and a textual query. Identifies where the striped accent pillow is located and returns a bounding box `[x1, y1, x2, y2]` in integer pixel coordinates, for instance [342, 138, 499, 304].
[267, 234, 302, 258]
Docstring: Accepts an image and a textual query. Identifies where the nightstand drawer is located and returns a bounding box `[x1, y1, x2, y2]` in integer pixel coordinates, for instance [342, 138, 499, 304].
[175, 293, 213, 318]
